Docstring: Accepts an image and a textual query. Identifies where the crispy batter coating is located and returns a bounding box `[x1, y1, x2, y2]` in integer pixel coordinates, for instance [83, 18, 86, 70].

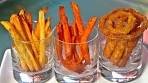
[99, 8, 148, 67]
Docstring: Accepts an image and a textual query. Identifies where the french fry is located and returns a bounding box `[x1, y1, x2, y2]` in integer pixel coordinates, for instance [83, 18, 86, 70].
[32, 32, 40, 53]
[34, 7, 48, 39]
[1, 21, 34, 71]
[19, 16, 41, 70]
[34, 22, 40, 39]
[20, 59, 29, 71]
[103, 39, 117, 58]
[10, 14, 27, 40]
[1, 7, 52, 72]
[45, 17, 51, 38]
[38, 9, 47, 67]
[110, 40, 127, 65]
[19, 9, 32, 32]
[117, 39, 138, 67]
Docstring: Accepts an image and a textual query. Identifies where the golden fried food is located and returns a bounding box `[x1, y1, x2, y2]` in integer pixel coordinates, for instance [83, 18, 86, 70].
[103, 39, 117, 58]
[110, 40, 127, 65]
[99, 8, 148, 67]
[99, 8, 148, 39]
[117, 39, 138, 67]
[1, 8, 52, 72]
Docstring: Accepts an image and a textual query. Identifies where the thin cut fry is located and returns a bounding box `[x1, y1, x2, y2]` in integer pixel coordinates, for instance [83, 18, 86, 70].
[80, 16, 97, 64]
[10, 14, 27, 40]
[1, 21, 34, 71]
[1, 7, 52, 72]
[38, 9, 47, 67]
[19, 16, 41, 70]
[45, 17, 51, 38]
[34, 22, 40, 39]
[71, 2, 84, 35]
[59, 6, 72, 59]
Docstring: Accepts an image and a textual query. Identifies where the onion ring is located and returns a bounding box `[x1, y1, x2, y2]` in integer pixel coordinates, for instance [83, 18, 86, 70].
[99, 8, 148, 67]
[99, 8, 148, 40]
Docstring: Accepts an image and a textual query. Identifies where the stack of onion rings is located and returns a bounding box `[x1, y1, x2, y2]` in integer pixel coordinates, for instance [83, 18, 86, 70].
[99, 8, 148, 40]
[98, 8, 148, 67]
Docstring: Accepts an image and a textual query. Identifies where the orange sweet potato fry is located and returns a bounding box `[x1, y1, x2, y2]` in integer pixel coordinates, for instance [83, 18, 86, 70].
[56, 23, 64, 60]
[71, 1, 84, 35]
[71, 21, 83, 62]
[80, 16, 97, 64]
[59, 6, 72, 59]
[62, 58, 85, 73]
[81, 16, 97, 41]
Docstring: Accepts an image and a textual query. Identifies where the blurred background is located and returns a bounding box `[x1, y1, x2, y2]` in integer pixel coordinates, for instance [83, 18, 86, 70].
[0, 0, 148, 65]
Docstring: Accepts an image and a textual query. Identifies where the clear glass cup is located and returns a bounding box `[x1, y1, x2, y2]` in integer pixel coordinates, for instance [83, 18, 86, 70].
[53, 28, 99, 83]
[99, 32, 143, 82]
[11, 36, 53, 83]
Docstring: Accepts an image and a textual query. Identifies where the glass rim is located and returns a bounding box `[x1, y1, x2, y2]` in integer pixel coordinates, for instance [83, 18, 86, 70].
[55, 27, 99, 44]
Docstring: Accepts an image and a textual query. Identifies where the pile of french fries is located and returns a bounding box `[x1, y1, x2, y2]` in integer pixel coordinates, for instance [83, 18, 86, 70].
[1, 8, 51, 72]
[56, 2, 97, 73]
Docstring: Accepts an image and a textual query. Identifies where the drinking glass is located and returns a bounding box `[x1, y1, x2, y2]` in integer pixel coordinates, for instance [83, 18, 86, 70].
[11, 36, 53, 83]
[99, 32, 143, 82]
[53, 28, 99, 83]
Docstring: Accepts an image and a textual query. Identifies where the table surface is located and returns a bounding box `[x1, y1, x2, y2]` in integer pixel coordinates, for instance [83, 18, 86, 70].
[0, 0, 147, 65]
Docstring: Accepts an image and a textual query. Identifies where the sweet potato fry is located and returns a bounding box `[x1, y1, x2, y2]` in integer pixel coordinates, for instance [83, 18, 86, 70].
[81, 16, 97, 41]
[59, 6, 72, 59]
[71, 22, 83, 62]
[62, 59, 85, 73]
[80, 16, 97, 64]
[71, 1, 84, 35]
[56, 23, 64, 60]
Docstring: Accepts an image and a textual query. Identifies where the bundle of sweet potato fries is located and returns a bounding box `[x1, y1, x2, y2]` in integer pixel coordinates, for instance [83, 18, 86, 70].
[1, 8, 51, 72]
[56, 2, 97, 72]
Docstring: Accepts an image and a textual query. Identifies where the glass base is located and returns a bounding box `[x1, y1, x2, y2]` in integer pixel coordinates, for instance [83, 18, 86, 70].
[99, 62, 143, 82]
[54, 70, 98, 83]
[13, 68, 53, 83]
